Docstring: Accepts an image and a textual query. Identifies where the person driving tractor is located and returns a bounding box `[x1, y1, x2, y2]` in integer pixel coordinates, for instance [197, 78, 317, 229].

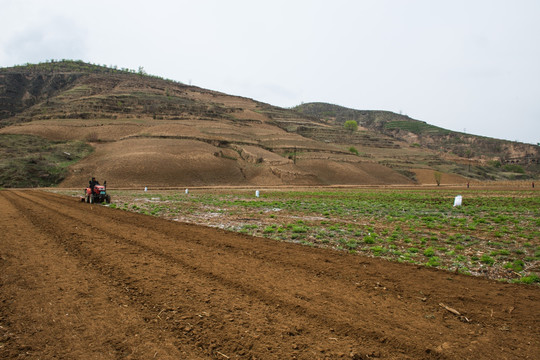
[89, 177, 100, 192]
[83, 177, 110, 204]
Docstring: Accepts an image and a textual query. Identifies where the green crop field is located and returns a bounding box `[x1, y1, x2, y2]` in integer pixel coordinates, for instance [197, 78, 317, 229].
[56, 187, 540, 284]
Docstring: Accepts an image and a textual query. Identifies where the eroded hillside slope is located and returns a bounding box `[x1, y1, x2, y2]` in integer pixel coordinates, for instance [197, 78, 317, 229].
[1, 61, 537, 187]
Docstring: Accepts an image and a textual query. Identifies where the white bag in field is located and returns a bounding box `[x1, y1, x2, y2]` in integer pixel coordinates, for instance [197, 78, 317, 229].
[185, 188, 189, 195]
[453, 195, 462, 207]
[255, 190, 260, 198]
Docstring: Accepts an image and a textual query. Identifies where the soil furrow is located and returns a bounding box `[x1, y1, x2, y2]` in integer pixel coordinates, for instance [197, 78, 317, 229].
[0, 191, 205, 359]
[36, 190, 369, 280]
[12, 191, 462, 357]
[8, 191, 416, 358]
[1, 190, 539, 359]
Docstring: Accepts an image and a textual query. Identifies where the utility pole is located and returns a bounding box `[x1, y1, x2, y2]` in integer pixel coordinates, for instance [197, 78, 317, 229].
[466, 150, 472, 173]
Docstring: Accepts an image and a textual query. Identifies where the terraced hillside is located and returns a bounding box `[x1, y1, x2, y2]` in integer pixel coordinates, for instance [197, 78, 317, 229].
[295, 102, 540, 178]
[0, 60, 538, 187]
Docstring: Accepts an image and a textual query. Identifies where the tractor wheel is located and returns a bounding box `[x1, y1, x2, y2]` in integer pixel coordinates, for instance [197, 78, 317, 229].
[86, 195, 90, 203]
[105, 195, 111, 204]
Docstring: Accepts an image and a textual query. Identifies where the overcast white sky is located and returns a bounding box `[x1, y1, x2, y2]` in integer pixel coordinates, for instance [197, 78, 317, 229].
[1, 0, 539, 144]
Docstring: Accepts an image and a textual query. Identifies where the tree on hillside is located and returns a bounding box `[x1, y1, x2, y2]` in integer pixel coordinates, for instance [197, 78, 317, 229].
[434, 171, 442, 186]
[344, 120, 358, 133]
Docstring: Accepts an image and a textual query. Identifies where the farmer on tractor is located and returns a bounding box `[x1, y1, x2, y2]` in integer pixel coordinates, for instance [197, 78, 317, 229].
[82, 177, 110, 204]
[89, 177, 100, 192]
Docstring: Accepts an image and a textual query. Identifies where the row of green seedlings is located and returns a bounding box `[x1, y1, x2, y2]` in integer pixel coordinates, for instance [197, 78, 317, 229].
[113, 190, 538, 239]
[109, 200, 181, 217]
[268, 192, 539, 243]
[385, 211, 539, 242]
[281, 195, 540, 248]
[235, 219, 540, 283]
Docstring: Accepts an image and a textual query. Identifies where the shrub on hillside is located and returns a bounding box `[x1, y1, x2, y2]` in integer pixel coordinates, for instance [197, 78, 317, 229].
[344, 120, 358, 133]
[503, 164, 525, 173]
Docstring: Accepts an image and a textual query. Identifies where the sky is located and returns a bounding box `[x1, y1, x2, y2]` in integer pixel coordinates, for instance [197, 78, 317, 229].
[1, 0, 539, 144]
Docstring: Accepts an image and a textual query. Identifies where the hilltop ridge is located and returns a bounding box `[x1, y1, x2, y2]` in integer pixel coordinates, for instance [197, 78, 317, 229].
[0, 60, 538, 187]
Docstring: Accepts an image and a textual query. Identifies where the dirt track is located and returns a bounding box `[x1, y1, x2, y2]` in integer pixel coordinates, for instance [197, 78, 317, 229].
[1, 190, 539, 359]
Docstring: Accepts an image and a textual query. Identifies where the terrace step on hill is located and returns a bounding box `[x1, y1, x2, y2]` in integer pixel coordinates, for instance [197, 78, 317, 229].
[0, 60, 538, 187]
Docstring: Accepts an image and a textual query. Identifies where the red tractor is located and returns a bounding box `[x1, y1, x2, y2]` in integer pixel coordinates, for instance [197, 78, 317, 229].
[82, 179, 111, 204]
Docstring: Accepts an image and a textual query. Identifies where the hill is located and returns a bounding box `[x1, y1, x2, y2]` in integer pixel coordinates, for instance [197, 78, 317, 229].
[294, 102, 539, 161]
[1, 60, 538, 188]
[294, 102, 539, 179]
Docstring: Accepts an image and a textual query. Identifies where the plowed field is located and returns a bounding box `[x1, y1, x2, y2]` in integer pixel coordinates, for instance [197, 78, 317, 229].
[1, 190, 538, 359]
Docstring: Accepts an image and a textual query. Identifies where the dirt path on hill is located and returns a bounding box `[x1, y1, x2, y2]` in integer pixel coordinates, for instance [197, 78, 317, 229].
[1, 190, 538, 360]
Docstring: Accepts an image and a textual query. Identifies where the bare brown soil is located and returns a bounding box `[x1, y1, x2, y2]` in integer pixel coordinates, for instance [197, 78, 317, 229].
[1, 120, 414, 188]
[411, 169, 471, 186]
[1, 190, 539, 359]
